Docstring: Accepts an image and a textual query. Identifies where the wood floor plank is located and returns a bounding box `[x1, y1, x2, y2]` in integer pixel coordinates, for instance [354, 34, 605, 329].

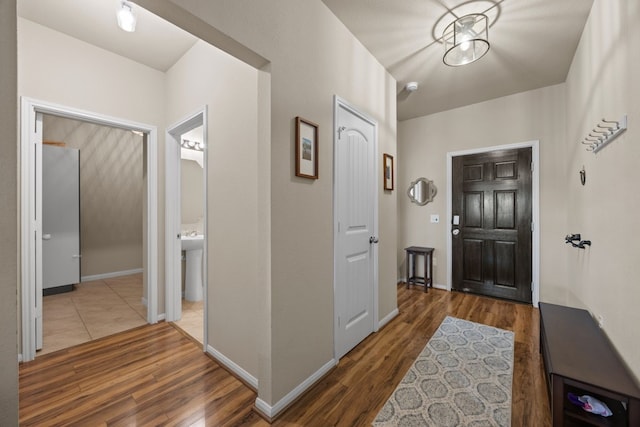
[19, 286, 551, 426]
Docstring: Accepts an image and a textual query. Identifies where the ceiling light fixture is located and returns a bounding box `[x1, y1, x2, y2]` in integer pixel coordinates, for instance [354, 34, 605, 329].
[117, 1, 137, 33]
[443, 13, 489, 66]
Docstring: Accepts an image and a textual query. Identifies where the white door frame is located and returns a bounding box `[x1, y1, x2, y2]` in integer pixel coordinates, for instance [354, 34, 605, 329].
[333, 95, 379, 360]
[165, 107, 208, 350]
[446, 140, 540, 307]
[20, 97, 159, 361]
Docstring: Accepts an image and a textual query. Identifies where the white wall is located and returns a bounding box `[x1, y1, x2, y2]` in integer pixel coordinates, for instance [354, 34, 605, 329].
[165, 39, 261, 380]
[0, 0, 18, 423]
[399, 84, 568, 301]
[564, 0, 640, 379]
[17, 18, 166, 310]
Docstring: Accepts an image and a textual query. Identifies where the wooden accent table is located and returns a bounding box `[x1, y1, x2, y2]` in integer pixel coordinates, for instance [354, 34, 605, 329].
[404, 246, 434, 293]
[539, 302, 640, 426]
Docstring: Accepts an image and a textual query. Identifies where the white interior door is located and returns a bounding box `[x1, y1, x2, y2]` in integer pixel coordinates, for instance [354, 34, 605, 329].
[42, 145, 81, 290]
[334, 100, 377, 360]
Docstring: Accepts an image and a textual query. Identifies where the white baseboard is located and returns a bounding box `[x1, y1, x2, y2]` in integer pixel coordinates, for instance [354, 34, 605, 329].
[378, 308, 399, 329]
[18, 353, 23, 363]
[157, 313, 166, 321]
[207, 345, 258, 390]
[81, 268, 143, 282]
[254, 358, 337, 419]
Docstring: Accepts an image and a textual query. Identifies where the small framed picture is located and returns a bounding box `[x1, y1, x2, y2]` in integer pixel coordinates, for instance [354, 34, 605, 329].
[295, 117, 319, 179]
[383, 153, 394, 190]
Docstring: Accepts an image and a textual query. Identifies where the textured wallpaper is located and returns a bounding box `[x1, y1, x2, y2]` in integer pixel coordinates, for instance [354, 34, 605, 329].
[43, 114, 143, 276]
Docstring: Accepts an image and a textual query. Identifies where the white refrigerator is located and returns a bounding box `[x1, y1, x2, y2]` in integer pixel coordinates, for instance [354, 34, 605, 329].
[42, 144, 81, 293]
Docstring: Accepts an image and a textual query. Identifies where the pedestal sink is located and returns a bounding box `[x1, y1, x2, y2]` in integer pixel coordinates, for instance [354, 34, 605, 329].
[181, 235, 204, 301]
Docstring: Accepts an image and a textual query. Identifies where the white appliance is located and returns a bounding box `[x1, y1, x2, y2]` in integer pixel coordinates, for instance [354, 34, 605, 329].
[42, 144, 81, 293]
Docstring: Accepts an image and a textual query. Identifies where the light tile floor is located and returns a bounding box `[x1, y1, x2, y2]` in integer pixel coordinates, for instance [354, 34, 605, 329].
[174, 299, 204, 344]
[40, 273, 203, 356]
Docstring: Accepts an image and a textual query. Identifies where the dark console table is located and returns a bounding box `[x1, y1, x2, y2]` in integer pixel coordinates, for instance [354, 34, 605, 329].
[539, 302, 640, 426]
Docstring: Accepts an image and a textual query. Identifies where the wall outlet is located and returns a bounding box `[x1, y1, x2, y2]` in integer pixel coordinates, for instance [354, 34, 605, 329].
[430, 214, 439, 223]
[597, 314, 604, 328]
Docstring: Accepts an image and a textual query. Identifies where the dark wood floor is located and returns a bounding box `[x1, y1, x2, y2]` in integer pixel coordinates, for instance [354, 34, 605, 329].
[19, 284, 551, 426]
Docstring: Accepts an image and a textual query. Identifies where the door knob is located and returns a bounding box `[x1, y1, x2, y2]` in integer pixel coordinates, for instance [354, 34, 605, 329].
[42, 234, 51, 240]
[369, 236, 379, 244]
[452, 229, 460, 236]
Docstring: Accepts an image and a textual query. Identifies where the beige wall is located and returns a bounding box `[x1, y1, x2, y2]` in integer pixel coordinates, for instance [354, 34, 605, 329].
[564, 0, 640, 379]
[165, 38, 261, 378]
[152, 0, 398, 406]
[0, 0, 18, 424]
[180, 158, 204, 228]
[399, 84, 568, 300]
[18, 17, 166, 311]
[43, 116, 144, 277]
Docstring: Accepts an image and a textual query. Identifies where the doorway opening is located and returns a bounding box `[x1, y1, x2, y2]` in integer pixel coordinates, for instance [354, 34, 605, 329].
[20, 98, 159, 362]
[166, 108, 207, 348]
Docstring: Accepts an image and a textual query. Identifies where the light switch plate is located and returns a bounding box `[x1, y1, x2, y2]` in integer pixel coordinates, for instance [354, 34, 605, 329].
[431, 214, 439, 223]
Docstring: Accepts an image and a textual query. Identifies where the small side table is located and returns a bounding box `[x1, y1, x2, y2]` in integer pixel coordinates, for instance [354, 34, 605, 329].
[405, 246, 434, 293]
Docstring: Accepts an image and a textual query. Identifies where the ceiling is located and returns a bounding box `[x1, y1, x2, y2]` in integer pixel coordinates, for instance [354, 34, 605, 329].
[18, 0, 594, 121]
[18, 0, 197, 72]
[322, 0, 594, 120]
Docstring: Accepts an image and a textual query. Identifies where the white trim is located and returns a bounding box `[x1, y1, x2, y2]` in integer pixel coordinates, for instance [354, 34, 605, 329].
[446, 140, 540, 307]
[18, 354, 23, 363]
[157, 313, 166, 321]
[254, 358, 337, 419]
[206, 345, 258, 389]
[165, 107, 208, 353]
[81, 268, 143, 282]
[332, 96, 379, 360]
[378, 308, 399, 329]
[20, 97, 159, 362]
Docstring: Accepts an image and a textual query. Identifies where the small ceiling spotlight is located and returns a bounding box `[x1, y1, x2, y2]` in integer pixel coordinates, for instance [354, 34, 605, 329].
[405, 82, 419, 92]
[117, 1, 137, 33]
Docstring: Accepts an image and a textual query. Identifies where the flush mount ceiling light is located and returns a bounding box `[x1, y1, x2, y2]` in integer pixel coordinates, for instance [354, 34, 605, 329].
[443, 13, 489, 66]
[117, 1, 137, 32]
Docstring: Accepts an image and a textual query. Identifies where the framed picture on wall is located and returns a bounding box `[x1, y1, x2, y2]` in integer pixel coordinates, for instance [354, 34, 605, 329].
[383, 153, 394, 190]
[295, 116, 319, 179]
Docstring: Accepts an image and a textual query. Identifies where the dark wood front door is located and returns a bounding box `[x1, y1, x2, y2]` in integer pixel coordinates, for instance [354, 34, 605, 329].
[452, 148, 532, 303]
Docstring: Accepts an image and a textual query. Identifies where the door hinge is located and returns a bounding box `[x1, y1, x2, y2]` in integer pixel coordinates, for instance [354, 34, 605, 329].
[531, 222, 534, 232]
[530, 161, 534, 172]
[337, 316, 341, 327]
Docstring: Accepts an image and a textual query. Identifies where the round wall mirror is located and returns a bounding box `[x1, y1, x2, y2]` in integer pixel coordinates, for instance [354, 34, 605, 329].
[408, 178, 437, 206]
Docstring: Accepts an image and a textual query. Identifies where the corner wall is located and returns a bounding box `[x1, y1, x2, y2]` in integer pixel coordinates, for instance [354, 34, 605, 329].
[564, 0, 640, 379]
[0, 1, 18, 424]
[157, 0, 398, 407]
[398, 84, 568, 302]
[165, 39, 261, 380]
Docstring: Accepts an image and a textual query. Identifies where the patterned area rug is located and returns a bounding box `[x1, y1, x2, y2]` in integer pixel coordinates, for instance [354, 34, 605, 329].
[373, 316, 514, 427]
